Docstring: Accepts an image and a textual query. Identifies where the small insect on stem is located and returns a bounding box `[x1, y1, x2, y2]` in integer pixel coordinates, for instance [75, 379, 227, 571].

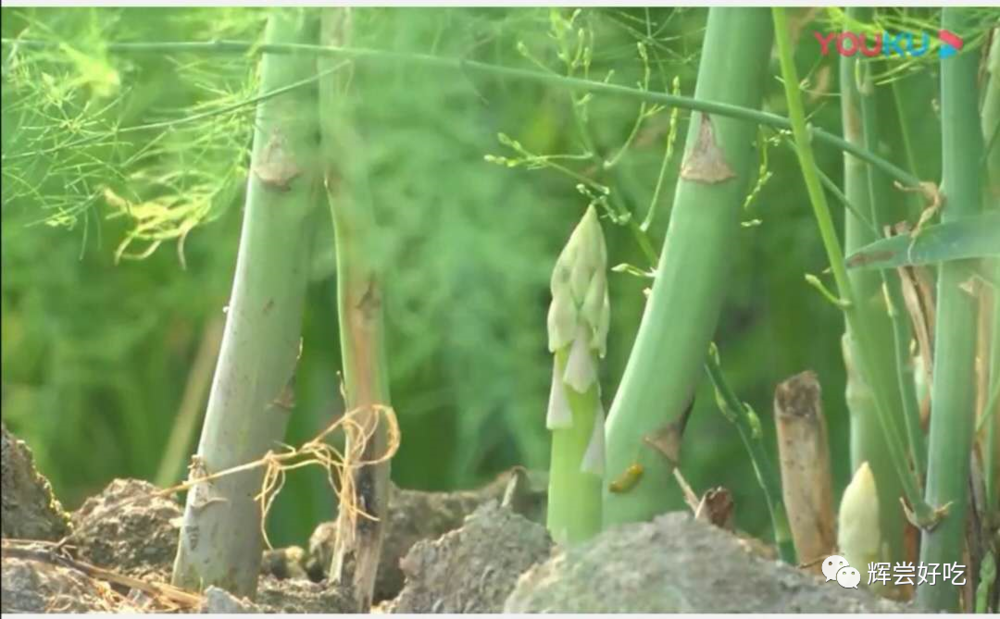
[608, 463, 644, 493]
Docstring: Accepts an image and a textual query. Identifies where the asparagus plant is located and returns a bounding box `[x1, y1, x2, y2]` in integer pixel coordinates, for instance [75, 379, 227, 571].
[318, 8, 394, 611]
[172, 8, 321, 597]
[919, 7, 986, 611]
[984, 29, 1000, 513]
[838, 6, 916, 573]
[10, 13, 993, 606]
[838, 462, 881, 587]
[546, 205, 609, 545]
[603, 7, 775, 526]
[988, 30, 1000, 204]
[772, 8, 933, 530]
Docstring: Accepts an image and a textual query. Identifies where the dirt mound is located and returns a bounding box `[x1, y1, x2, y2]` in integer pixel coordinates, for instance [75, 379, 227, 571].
[505, 511, 912, 613]
[1, 423, 71, 542]
[200, 586, 260, 613]
[1, 557, 109, 613]
[308, 470, 545, 601]
[256, 576, 356, 613]
[386, 501, 552, 613]
[199, 577, 357, 614]
[261, 546, 308, 581]
[70, 479, 182, 581]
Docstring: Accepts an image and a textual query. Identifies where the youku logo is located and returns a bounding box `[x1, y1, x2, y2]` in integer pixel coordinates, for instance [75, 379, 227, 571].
[814, 29, 964, 59]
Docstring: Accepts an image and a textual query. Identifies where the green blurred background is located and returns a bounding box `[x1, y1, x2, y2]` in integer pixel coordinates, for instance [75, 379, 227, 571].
[1, 7, 943, 548]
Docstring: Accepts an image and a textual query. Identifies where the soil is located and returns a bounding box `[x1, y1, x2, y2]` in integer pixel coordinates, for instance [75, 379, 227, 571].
[2, 557, 110, 613]
[195, 577, 358, 613]
[306, 467, 546, 602]
[70, 479, 182, 582]
[1, 425, 921, 613]
[385, 500, 552, 613]
[1, 423, 71, 542]
[505, 512, 909, 613]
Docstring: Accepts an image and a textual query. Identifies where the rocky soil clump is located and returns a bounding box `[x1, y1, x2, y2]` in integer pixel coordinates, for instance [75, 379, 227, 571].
[504, 511, 912, 613]
[1, 423, 71, 542]
[1, 557, 109, 613]
[307, 468, 546, 601]
[385, 501, 552, 613]
[70, 479, 182, 581]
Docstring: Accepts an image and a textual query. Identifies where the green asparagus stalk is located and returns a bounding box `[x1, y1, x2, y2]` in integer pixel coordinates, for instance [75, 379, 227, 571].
[171, 8, 321, 597]
[603, 7, 774, 526]
[546, 205, 609, 545]
[986, 29, 1000, 203]
[318, 8, 394, 611]
[918, 7, 985, 612]
[839, 6, 914, 571]
[984, 28, 1000, 514]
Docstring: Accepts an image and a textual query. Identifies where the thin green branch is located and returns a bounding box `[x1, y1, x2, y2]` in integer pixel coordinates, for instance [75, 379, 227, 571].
[604, 102, 647, 169]
[778, 134, 878, 235]
[1, 37, 926, 191]
[890, 76, 928, 198]
[642, 76, 681, 233]
[604, 43, 653, 170]
[705, 344, 796, 564]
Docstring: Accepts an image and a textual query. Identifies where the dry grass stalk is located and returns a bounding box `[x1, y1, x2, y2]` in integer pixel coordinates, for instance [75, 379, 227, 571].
[773, 371, 835, 573]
